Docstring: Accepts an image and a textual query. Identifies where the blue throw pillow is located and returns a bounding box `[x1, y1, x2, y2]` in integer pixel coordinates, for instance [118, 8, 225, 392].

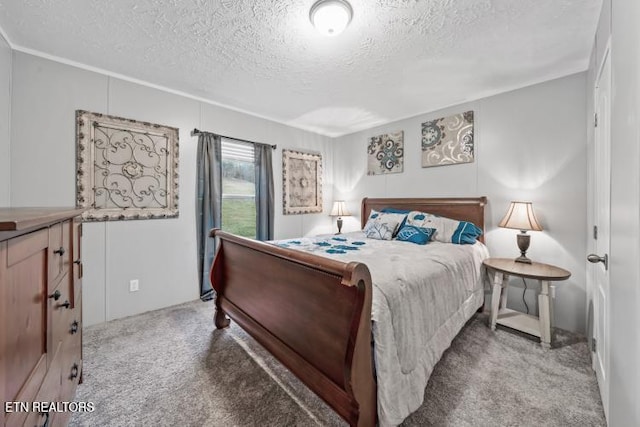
[395, 225, 436, 245]
[451, 221, 483, 244]
[380, 208, 411, 214]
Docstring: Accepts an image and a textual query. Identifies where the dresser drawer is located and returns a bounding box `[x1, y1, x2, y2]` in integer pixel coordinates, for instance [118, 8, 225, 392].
[62, 307, 82, 386]
[60, 352, 82, 407]
[71, 220, 83, 308]
[57, 303, 82, 425]
[48, 220, 71, 289]
[49, 276, 74, 355]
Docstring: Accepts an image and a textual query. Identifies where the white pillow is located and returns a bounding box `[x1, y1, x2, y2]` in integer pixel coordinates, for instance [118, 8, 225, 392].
[405, 211, 482, 244]
[363, 210, 404, 240]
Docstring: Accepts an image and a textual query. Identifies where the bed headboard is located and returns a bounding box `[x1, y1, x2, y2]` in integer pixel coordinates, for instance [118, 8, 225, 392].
[361, 197, 488, 243]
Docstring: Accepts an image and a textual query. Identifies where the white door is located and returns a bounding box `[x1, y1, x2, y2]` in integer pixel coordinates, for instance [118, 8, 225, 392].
[590, 45, 611, 419]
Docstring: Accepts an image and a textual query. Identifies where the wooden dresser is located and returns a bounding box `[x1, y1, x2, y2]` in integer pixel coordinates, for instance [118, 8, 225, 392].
[0, 208, 85, 427]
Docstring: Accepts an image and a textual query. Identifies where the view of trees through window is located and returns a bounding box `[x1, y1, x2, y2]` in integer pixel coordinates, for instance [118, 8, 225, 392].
[221, 139, 256, 238]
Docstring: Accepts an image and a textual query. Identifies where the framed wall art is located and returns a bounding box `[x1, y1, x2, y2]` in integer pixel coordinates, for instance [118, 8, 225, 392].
[76, 110, 179, 221]
[421, 110, 474, 167]
[282, 149, 323, 215]
[367, 131, 404, 175]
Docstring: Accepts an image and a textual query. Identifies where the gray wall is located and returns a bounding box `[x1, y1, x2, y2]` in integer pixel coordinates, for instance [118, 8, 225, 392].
[587, 0, 640, 424]
[7, 52, 592, 336]
[0, 33, 10, 207]
[10, 52, 333, 326]
[333, 73, 588, 334]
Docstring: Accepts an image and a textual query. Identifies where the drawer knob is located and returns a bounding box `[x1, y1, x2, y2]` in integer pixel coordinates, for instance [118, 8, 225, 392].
[48, 290, 61, 301]
[74, 258, 81, 265]
[58, 300, 71, 309]
[53, 246, 65, 256]
[70, 363, 79, 380]
[70, 320, 79, 334]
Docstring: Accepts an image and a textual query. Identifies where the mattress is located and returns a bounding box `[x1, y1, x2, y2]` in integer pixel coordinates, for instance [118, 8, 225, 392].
[272, 231, 489, 426]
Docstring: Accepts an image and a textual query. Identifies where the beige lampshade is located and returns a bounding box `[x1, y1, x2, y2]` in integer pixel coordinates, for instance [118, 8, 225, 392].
[498, 201, 543, 231]
[330, 201, 350, 217]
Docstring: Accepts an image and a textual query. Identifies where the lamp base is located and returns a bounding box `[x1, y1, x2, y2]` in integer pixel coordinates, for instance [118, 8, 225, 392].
[335, 217, 343, 234]
[515, 231, 532, 264]
[515, 255, 533, 264]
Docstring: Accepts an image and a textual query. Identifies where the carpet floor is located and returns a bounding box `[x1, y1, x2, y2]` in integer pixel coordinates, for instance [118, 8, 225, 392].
[70, 300, 605, 426]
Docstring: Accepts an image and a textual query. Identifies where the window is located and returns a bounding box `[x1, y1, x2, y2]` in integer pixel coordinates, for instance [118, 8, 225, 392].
[221, 139, 256, 238]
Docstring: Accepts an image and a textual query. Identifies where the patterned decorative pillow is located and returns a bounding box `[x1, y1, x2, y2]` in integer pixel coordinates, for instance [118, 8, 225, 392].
[395, 225, 436, 245]
[363, 210, 404, 240]
[405, 211, 482, 244]
[381, 207, 411, 231]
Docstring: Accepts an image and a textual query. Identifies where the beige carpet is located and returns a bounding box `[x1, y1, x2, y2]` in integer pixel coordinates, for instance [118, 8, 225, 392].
[70, 300, 605, 426]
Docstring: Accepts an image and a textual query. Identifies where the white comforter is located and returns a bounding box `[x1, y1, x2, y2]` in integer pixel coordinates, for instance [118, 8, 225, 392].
[272, 232, 489, 426]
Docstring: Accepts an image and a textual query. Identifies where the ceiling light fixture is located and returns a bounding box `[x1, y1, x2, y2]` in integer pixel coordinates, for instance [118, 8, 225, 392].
[309, 0, 353, 36]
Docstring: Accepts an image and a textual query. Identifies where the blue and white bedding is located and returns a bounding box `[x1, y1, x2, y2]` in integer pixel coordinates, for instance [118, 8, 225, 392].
[272, 231, 489, 426]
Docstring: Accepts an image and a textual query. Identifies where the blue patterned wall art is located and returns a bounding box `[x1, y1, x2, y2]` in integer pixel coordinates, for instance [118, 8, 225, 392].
[421, 111, 474, 167]
[367, 131, 404, 175]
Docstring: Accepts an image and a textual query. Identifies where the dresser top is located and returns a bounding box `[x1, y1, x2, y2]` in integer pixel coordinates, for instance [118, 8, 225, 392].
[0, 208, 85, 232]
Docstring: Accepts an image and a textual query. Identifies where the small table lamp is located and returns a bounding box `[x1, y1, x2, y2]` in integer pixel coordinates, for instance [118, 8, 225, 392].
[498, 201, 543, 264]
[330, 201, 350, 234]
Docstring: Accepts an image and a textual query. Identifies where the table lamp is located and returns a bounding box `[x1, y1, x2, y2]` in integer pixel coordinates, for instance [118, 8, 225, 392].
[330, 201, 350, 234]
[498, 201, 543, 264]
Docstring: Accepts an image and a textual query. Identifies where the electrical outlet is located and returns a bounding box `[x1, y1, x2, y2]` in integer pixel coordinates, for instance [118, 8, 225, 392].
[129, 279, 139, 292]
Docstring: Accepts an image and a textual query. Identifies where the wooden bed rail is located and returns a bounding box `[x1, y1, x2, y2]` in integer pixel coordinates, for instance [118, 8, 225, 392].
[209, 229, 377, 426]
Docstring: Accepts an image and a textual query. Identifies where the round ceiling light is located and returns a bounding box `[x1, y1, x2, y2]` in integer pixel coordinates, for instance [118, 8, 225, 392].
[309, 0, 353, 36]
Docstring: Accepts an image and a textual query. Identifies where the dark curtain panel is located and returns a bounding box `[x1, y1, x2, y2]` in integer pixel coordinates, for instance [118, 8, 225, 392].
[196, 133, 222, 301]
[254, 143, 274, 241]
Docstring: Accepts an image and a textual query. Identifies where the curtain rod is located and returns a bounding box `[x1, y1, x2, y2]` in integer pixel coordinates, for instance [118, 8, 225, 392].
[191, 128, 277, 150]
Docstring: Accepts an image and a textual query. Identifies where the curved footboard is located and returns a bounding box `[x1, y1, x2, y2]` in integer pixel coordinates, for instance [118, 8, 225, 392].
[209, 229, 376, 426]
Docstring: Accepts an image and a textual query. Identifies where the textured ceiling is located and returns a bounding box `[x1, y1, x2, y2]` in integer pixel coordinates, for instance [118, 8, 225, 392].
[0, 0, 601, 137]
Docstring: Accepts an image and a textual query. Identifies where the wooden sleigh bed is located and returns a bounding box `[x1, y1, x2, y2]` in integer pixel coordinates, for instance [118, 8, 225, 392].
[209, 197, 487, 426]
